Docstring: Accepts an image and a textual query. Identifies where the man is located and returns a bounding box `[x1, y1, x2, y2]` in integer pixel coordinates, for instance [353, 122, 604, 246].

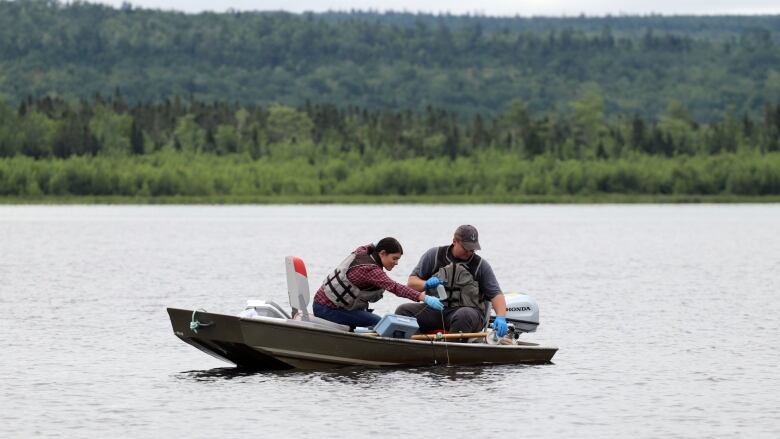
[395, 225, 508, 337]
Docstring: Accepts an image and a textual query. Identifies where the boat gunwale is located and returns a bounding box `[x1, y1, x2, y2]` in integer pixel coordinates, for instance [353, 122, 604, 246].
[238, 313, 559, 352]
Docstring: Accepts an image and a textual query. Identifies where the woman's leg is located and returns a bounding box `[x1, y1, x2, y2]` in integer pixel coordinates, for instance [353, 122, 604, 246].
[395, 303, 445, 332]
[313, 303, 381, 328]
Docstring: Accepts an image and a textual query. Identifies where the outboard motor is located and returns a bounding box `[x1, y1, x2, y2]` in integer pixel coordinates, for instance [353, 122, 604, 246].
[486, 293, 540, 344]
[503, 293, 540, 333]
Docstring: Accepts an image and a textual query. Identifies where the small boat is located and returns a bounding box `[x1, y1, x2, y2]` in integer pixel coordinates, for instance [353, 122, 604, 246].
[167, 257, 557, 370]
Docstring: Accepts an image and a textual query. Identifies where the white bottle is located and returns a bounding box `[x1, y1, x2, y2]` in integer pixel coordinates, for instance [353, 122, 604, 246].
[435, 284, 448, 300]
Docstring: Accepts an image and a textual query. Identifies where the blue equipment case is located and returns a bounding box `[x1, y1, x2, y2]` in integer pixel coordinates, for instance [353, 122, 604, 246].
[374, 314, 419, 339]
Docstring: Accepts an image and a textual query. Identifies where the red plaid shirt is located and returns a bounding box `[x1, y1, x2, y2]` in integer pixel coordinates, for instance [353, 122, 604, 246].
[314, 244, 421, 308]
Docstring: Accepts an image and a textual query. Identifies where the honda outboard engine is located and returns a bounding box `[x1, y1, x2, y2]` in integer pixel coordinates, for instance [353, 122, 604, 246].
[486, 293, 540, 344]
[503, 293, 540, 333]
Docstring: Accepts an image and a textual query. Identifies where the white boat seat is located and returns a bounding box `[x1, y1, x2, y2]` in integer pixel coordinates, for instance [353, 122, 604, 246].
[288, 315, 350, 332]
[284, 255, 350, 332]
[302, 314, 350, 331]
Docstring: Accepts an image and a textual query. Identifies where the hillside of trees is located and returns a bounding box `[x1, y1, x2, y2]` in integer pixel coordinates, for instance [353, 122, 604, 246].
[2, 1, 780, 200]
[1, 94, 779, 198]
[1, 1, 780, 120]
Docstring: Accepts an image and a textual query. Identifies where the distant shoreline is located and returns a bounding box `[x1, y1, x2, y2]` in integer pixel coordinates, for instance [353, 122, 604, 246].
[3, 194, 779, 205]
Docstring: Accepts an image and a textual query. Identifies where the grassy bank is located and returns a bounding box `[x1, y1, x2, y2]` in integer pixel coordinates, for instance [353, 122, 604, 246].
[3, 194, 780, 205]
[2, 152, 780, 202]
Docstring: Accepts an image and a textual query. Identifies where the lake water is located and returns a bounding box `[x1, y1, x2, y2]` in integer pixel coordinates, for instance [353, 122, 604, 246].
[1, 204, 778, 438]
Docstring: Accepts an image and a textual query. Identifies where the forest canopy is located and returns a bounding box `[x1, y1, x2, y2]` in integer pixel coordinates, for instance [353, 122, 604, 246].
[1, 94, 779, 198]
[1, 1, 780, 120]
[2, 1, 780, 200]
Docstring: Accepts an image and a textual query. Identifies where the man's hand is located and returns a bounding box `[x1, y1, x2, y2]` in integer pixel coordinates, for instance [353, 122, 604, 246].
[492, 316, 508, 337]
[424, 276, 443, 289]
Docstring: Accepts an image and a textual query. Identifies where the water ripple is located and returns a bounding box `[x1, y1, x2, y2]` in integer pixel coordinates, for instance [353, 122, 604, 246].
[2, 205, 779, 438]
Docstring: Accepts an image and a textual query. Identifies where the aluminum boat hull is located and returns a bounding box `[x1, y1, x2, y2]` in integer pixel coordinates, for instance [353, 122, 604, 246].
[168, 308, 557, 370]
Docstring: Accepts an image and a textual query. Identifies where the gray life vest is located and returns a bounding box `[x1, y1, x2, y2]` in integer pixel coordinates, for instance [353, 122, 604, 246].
[432, 245, 483, 309]
[322, 252, 385, 310]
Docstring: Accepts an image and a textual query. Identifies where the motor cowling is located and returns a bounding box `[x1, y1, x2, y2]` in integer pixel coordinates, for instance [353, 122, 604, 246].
[498, 293, 540, 333]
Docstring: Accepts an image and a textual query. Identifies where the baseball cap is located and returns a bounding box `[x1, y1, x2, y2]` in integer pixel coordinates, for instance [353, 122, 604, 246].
[454, 225, 481, 251]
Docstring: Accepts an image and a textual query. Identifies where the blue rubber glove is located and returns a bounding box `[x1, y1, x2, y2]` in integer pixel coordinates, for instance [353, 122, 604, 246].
[423, 295, 444, 311]
[492, 316, 508, 337]
[424, 276, 443, 289]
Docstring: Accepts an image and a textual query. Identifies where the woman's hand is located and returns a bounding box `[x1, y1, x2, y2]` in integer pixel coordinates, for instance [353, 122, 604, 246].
[418, 292, 444, 311]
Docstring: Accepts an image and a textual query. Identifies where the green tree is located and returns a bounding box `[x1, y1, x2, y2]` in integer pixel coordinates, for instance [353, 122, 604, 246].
[214, 124, 239, 155]
[0, 100, 20, 157]
[172, 114, 206, 152]
[266, 104, 314, 144]
[89, 105, 132, 155]
[130, 120, 145, 155]
[19, 111, 57, 158]
[658, 101, 696, 155]
[496, 99, 531, 155]
[571, 87, 608, 159]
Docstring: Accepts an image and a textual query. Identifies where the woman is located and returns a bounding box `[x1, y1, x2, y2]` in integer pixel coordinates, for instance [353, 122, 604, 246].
[313, 237, 443, 328]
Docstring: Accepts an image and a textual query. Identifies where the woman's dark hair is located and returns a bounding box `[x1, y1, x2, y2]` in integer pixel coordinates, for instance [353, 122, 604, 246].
[375, 237, 403, 255]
